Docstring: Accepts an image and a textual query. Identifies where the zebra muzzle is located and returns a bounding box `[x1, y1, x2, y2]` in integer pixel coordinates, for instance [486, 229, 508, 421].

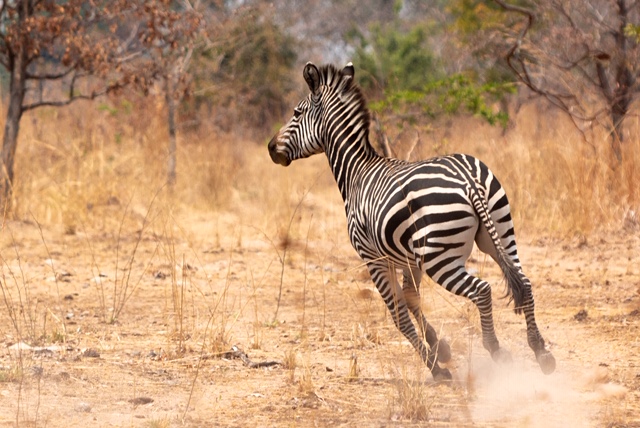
[268, 137, 291, 166]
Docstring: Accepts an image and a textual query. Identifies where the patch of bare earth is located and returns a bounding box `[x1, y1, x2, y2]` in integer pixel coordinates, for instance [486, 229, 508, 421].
[0, 214, 639, 427]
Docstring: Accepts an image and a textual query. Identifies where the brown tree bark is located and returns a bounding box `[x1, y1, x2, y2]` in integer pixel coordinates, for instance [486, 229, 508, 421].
[0, 4, 28, 209]
[166, 75, 178, 188]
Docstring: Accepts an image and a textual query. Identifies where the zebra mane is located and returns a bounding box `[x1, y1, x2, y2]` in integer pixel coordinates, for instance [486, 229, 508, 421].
[317, 64, 371, 137]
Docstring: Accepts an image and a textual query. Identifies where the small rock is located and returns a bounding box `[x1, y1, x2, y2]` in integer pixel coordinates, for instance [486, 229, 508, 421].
[33, 347, 54, 356]
[177, 263, 197, 272]
[30, 366, 44, 377]
[75, 402, 92, 413]
[82, 348, 100, 358]
[129, 396, 154, 406]
[106, 196, 120, 206]
[8, 342, 32, 351]
[153, 271, 167, 280]
[574, 309, 589, 322]
[56, 272, 72, 282]
[248, 392, 265, 398]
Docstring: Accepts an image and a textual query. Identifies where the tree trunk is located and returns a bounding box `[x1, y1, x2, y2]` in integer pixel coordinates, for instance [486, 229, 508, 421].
[608, 0, 635, 163]
[166, 75, 178, 187]
[1, 39, 27, 209]
[610, 101, 627, 162]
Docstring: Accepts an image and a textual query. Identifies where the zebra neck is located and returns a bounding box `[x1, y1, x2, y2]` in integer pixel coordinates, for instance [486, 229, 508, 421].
[324, 131, 380, 201]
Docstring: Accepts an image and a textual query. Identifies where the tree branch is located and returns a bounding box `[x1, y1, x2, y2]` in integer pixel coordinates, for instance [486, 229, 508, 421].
[25, 67, 76, 80]
[493, 0, 591, 118]
[555, 1, 578, 30]
[22, 82, 123, 112]
[596, 62, 615, 102]
[493, 0, 535, 21]
[117, 22, 140, 55]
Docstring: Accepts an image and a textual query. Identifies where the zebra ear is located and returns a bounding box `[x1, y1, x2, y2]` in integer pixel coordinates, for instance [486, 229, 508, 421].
[303, 62, 321, 94]
[342, 62, 354, 80]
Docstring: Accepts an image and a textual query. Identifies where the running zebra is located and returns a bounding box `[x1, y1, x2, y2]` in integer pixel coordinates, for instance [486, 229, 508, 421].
[268, 62, 555, 380]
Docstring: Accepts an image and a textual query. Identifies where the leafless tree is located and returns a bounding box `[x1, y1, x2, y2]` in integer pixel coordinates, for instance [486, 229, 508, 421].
[0, 0, 199, 207]
[493, 0, 639, 161]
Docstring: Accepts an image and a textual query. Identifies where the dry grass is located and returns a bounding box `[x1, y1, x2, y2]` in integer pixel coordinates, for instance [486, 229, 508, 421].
[389, 107, 640, 237]
[389, 376, 435, 422]
[4, 93, 639, 239]
[0, 97, 638, 427]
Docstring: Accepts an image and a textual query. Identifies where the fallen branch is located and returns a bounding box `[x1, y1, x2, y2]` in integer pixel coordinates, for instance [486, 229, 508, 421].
[222, 345, 282, 368]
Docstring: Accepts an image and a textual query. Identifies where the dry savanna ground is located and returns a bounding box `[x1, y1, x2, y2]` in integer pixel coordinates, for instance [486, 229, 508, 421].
[0, 103, 639, 427]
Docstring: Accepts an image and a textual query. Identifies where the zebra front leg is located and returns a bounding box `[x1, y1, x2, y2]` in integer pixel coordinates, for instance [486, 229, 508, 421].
[367, 261, 452, 381]
[402, 267, 451, 363]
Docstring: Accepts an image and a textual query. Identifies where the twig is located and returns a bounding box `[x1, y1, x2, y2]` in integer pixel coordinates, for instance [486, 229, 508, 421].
[222, 345, 282, 369]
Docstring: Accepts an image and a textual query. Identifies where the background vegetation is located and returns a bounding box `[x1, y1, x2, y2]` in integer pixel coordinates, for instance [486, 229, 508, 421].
[0, 0, 636, 236]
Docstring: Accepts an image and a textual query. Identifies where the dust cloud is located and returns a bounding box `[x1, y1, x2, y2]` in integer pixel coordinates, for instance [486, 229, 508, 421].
[458, 355, 625, 427]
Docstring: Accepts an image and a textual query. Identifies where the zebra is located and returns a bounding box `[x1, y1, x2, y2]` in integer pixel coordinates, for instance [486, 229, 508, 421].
[268, 62, 555, 381]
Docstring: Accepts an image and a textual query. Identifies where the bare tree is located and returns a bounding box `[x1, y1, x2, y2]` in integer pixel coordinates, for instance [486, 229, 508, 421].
[493, 0, 639, 161]
[0, 0, 199, 208]
[147, 0, 202, 186]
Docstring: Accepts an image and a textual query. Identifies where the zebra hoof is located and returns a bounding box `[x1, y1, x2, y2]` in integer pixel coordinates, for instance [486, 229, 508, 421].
[436, 339, 452, 363]
[536, 351, 556, 375]
[432, 367, 452, 382]
[491, 348, 513, 365]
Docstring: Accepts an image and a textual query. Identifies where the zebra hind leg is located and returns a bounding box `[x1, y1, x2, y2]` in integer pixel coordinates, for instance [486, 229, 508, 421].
[402, 268, 451, 363]
[367, 261, 452, 381]
[475, 223, 555, 373]
[520, 276, 556, 374]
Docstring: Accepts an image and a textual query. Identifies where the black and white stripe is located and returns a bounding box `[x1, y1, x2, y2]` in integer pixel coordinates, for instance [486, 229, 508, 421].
[268, 62, 555, 380]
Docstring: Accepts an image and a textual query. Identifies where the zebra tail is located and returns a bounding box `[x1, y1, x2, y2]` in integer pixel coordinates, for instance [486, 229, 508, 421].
[496, 252, 526, 315]
[470, 187, 526, 315]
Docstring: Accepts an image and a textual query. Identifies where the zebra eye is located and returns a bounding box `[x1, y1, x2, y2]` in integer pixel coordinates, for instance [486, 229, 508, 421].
[293, 108, 303, 119]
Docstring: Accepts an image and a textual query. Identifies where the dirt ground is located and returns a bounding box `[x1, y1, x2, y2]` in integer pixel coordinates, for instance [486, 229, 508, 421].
[0, 190, 639, 427]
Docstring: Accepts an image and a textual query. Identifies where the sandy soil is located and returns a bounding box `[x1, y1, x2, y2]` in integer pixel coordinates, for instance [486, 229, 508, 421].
[0, 196, 639, 427]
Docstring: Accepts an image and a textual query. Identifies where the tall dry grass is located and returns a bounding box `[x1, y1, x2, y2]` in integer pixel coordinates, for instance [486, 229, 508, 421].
[12, 98, 231, 229]
[3, 95, 638, 240]
[404, 106, 640, 237]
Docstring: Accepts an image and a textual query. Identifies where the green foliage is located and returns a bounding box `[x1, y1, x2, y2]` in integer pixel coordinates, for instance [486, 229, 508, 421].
[347, 20, 439, 93]
[371, 73, 514, 127]
[347, 13, 512, 127]
[449, 0, 508, 34]
[624, 23, 640, 42]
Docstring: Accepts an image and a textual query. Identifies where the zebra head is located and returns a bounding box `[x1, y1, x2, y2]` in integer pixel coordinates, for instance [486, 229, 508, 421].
[268, 62, 359, 166]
